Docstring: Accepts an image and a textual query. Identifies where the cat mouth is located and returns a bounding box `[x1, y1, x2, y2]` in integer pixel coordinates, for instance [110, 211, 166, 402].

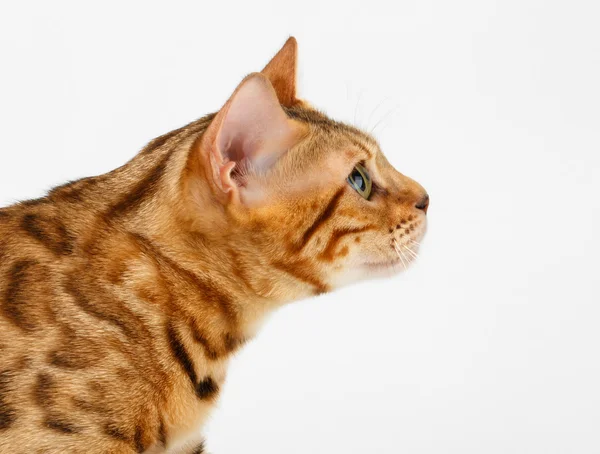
[364, 239, 421, 272]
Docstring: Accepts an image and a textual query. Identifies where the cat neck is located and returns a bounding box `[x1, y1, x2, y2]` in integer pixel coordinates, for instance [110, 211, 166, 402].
[42, 118, 316, 345]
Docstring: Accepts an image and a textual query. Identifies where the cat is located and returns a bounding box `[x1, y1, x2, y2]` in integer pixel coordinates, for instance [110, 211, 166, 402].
[0, 37, 429, 453]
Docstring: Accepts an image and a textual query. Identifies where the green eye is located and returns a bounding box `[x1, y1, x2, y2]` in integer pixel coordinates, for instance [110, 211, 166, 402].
[347, 163, 372, 200]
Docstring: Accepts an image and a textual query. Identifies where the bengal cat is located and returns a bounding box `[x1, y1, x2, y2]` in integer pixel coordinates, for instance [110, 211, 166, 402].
[0, 37, 429, 453]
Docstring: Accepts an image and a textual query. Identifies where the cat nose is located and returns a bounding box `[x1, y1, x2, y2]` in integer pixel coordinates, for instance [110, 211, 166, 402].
[415, 194, 429, 214]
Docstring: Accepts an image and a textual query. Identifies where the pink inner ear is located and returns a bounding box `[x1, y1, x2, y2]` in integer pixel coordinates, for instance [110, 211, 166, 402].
[215, 75, 297, 183]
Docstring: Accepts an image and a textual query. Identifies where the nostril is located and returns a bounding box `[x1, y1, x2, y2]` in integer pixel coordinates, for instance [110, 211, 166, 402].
[415, 194, 429, 213]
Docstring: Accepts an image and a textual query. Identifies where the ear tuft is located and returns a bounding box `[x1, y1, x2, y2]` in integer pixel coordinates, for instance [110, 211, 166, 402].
[261, 37, 298, 107]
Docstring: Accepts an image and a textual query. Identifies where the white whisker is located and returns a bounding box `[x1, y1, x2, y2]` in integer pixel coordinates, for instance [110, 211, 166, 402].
[403, 245, 419, 260]
[370, 105, 399, 134]
[398, 246, 410, 270]
[391, 241, 402, 266]
[366, 97, 391, 132]
[393, 242, 408, 270]
[354, 89, 364, 128]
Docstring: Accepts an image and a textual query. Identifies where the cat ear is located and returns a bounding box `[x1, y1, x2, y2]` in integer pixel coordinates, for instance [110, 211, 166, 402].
[200, 72, 302, 204]
[261, 37, 298, 107]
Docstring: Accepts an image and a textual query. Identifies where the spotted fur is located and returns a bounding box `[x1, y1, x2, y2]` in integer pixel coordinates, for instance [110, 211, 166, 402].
[0, 37, 428, 453]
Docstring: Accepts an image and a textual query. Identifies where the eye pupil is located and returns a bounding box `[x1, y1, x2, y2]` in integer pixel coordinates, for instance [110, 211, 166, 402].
[352, 171, 365, 190]
[347, 164, 372, 200]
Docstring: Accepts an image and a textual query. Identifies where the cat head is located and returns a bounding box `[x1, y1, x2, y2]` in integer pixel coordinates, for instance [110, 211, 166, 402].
[184, 38, 428, 299]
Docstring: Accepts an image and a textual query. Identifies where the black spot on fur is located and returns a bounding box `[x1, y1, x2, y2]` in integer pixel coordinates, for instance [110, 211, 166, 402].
[46, 417, 80, 434]
[0, 371, 17, 429]
[223, 333, 237, 352]
[166, 323, 197, 388]
[64, 277, 138, 339]
[33, 375, 82, 434]
[49, 175, 106, 202]
[0, 403, 16, 430]
[106, 152, 171, 218]
[2, 260, 38, 331]
[134, 425, 146, 453]
[196, 376, 218, 400]
[104, 423, 129, 442]
[72, 395, 108, 416]
[190, 324, 219, 360]
[48, 349, 86, 370]
[298, 188, 345, 250]
[223, 333, 245, 354]
[21, 213, 74, 255]
[158, 417, 167, 446]
[34, 373, 55, 409]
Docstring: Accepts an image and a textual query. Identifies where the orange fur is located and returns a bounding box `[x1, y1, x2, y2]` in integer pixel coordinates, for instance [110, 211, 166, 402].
[0, 37, 428, 453]
[261, 37, 299, 107]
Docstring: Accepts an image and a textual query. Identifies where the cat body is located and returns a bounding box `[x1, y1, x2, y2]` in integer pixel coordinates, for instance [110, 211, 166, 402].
[0, 38, 428, 453]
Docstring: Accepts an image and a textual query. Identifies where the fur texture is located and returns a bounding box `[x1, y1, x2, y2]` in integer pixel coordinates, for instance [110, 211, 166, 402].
[0, 37, 428, 453]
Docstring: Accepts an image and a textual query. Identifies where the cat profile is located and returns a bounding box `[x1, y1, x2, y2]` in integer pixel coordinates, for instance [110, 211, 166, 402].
[0, 37, 428, 453]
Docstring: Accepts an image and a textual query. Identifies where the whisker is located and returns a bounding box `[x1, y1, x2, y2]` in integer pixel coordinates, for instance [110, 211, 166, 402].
[398, 246, 410, 270]
[365, 96, 391, 132]
[408, 239, 421, 247]
[403, 245, 419, 260]
[392, 241, 403, 266]
[354, 89, 364, 128]
[393, 242, 408, 270]
[370, 105, 400, 134]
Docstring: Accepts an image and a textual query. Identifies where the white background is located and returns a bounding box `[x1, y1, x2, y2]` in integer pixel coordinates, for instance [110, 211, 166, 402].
[1, 1, 599, 453]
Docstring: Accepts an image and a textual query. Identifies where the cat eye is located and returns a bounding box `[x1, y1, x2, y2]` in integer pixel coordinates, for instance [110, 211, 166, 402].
[347, 163, 372, 200]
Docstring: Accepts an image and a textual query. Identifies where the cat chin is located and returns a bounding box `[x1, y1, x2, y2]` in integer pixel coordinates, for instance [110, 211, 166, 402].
[329, 259, 409, 289]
